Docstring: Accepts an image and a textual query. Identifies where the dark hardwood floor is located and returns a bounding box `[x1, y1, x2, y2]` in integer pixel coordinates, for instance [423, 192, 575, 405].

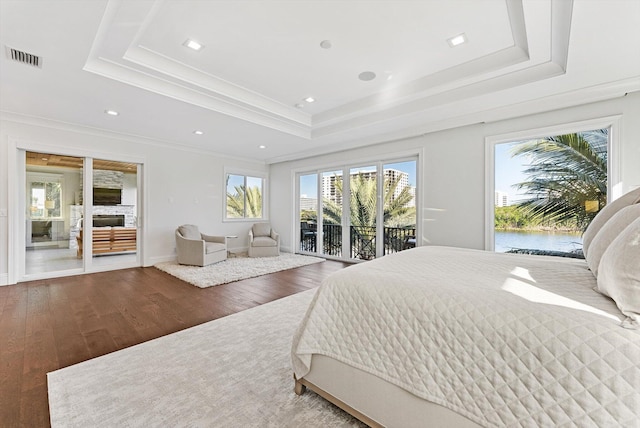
[0, 259, 351, 427]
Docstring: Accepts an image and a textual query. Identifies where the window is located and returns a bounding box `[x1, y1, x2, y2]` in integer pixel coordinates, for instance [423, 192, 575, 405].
[486, 117, 620, 256]
[225, 173, 264, 219]
[28, 172, 63, 219]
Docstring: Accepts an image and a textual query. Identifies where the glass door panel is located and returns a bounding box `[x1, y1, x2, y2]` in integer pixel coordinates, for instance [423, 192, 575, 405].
[90, 159, 139, 267]
[25, 151, 83, 275]
[299, 173, 318, 253]
[321, 170, 342, 257]
[382, 161, 417, 255]
[349, 166, 377, 261]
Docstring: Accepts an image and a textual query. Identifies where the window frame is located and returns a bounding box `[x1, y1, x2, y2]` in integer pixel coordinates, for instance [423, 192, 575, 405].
[484, 116, 622, 251]
[223, 169, 267, 222]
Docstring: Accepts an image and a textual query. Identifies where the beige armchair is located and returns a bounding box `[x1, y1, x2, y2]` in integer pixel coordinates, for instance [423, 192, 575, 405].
[248, 223, 280, 257]
[176, 224, 227, 266]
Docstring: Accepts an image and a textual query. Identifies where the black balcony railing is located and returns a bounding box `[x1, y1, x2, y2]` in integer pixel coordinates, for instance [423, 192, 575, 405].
[323, 224, 342, 256]
[300, 222, 318, 252]
[300, 222, 415, 260]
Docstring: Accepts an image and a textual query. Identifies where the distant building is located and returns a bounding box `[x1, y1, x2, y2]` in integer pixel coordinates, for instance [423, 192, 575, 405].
[495, 191, 509, 207]
[322, 169, 412, 207]
[407, 186, 416, 208]
[300, 196, 317, 211]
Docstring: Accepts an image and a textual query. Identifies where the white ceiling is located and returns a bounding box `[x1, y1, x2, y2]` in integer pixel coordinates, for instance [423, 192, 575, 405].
[1, 0, 639, 164]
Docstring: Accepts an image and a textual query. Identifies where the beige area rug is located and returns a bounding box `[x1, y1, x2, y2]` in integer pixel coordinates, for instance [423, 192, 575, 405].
[154, 253, 325, 288]
[48, 290, 365, 427]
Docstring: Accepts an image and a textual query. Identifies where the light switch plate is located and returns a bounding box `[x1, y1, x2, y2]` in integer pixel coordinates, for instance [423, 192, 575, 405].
[0, 209, 7, 217]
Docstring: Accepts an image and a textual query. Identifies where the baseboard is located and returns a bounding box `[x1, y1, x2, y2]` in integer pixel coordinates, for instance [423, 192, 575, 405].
[146, 255, 176, 266]
[229, 245, 249, 254]
[0, 273, 9, 286]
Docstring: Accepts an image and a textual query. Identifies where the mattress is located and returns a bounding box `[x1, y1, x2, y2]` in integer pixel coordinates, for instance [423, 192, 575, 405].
[291, 246, 640, 427]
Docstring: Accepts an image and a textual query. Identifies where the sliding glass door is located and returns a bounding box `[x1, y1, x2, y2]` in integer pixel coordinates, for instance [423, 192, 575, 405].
[297, 158, 417, 261]
[322, 170, 343, 257]
[89, 158, 139, 268]
[349, 166, 378, 260]
[382, 161, 417, 255]
[22, 150, 141, 279]
[25, 152, 84, 275]
[299, 173, 318, 253]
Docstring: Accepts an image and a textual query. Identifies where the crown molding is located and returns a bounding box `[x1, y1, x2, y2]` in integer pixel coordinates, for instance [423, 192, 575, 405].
[265, 77, 640, 165]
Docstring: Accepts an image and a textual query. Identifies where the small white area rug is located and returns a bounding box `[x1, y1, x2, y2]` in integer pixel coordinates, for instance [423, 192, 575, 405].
[47, 290, 364, 427]
[154, 253, 325, 288]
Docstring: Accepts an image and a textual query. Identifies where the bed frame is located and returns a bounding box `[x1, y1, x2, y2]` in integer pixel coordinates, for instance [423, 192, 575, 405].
[295, 355, 481, 428]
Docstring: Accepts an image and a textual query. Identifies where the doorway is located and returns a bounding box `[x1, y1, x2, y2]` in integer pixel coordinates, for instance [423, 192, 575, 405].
[22, 151, 141, 279]
[297, 158, 417, 261]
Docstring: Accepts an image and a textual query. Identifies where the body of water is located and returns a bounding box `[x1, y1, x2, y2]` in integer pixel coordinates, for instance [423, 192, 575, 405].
[495, 230, 583, 253]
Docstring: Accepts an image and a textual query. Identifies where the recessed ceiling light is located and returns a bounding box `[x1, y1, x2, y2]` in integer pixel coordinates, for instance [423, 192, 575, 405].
[193, 130, 204, 135]
[358, 71, 376, 81]
[304, 97, 315, 103]
[183, 39, 203, 51]
[259, 145, 266, 149]
[104, 109, 119, 116]
[320, 40, 332, 49]
[447, 33, 467, 47]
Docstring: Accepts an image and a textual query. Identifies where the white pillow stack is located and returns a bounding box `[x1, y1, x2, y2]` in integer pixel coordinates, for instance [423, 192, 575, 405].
[586, 204, 640, 276]
[597, 217, 640, 328]
[582, 188, 640, 329]
[582, 187, 640, 257]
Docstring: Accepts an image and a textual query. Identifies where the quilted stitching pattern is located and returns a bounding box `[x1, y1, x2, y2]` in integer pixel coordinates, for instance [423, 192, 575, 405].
[292, 247, 640, 427]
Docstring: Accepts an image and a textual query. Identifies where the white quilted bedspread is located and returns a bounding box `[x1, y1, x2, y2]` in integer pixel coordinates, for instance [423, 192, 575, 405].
[291, 246, 640, 427]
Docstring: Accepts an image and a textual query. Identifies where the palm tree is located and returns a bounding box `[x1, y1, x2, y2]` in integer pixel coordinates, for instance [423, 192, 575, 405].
[510, 130, 607, 230]
[323, 172, 414, 227]
[323, 172, 414, 259]
[226, 185, 262, 218]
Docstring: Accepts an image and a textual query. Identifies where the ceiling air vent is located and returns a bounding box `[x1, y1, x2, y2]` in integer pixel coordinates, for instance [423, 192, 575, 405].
[6, 46, 42, 68]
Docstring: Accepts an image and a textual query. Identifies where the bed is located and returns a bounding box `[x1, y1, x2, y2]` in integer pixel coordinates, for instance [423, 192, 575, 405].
[291, 242, 640, 427]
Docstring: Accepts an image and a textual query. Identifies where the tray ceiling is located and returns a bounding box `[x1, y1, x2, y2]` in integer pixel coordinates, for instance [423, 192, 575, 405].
[1, 0, 639, 163]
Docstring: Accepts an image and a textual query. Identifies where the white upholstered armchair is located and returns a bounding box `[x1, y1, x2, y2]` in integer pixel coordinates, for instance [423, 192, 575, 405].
[175, 224, 227, 266]
[248, 223, 280, 257]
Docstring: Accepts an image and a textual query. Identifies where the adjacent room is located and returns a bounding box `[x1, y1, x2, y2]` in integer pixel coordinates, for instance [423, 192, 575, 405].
[1, 0, 639, 426]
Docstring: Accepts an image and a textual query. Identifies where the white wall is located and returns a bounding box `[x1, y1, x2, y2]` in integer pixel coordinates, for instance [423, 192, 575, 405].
[2, 93, 639, 284]
[0, 117, 267, 284]
[121, 172, 137, 206]
[269, 92, 640, 253]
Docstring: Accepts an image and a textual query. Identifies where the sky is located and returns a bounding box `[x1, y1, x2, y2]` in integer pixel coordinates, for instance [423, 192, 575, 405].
[495, 142, 529, 204]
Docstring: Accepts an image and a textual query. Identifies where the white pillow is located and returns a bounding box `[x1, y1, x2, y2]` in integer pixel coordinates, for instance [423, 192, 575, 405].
[586, 204, 640, 277]
[582, 187, 640, 257]
[597, 217, 640, 329]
